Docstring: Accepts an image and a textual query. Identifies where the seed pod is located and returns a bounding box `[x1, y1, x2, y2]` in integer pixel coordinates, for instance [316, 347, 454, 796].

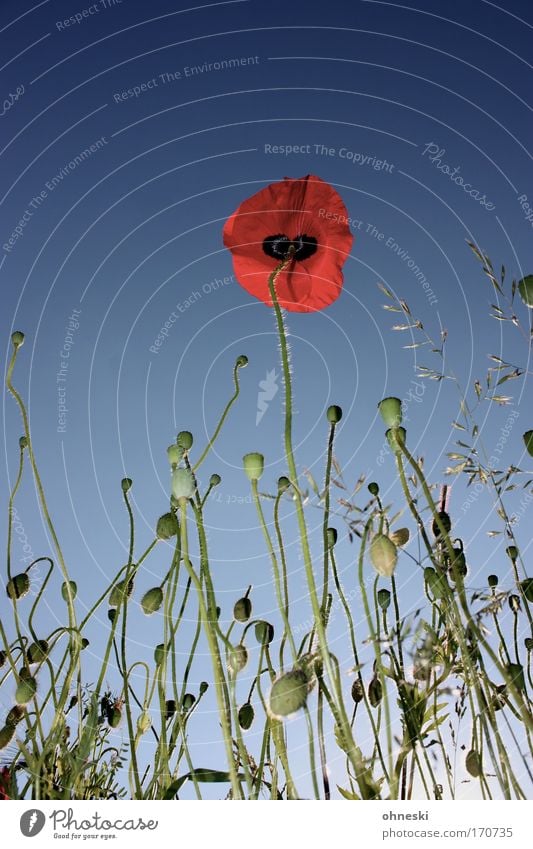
[11, 331, 25, 348]
[15, 676, 37, 705]
[61, 581, 78, 602]
[370, 534, 398, 578]
[137, 712, 151, 734]
[5, 705, 25, 726]
[517, 274, 533, 308]
[377, 589, 391, 611]
[519, 578, 533, 603]
[228, 644, 248, 675]
[109, 578, 134, 607]
[0, 725, 16, 749]
[6, 573, 30, 601]
[487, 574, 498, 588]
[368, 482, 379, 496]
[432, 511, 452, 538]
[238, 702, 254, 730]
[368, 676, 383, 708]
[378, 397, 402, 428]
[351, 679, 364, 704]
[243, 452, 264, 482]
[199, 681, 209, 695]
[386, 427, 406, 454]
[121, 478, 132, 493]
[233, 597, 252, 622]
[254, 620, 274, 646]
[108, 708, 122, 728]
[167, 444, 182, 466]
[269, 669, 308, 718]
[165, 700, 176, 720]
[210, 473, 222, 487]
[509, 594, 521, 613]
[156, 512, 179, 540]
[154, 644, 165, 665]
[141, 587, 164, 615]
[327, 405, 342, 424]
[182, 693, 196, 711]
[27, 640, 49, 664]
[177, 431, 193, 451]
[465, 749, 482, 778]
[326, 527, 338, 548]
[171, 467, 195, 500]
[390, 527, 409, 547]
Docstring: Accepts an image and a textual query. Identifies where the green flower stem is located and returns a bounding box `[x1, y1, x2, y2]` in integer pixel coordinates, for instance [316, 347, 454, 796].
[316, 683, 330, 799]
[321, 421, 336, 613]
[267, 263, 374, 798]
[193, 358, 245, 472]
[273, 491, 293, 670]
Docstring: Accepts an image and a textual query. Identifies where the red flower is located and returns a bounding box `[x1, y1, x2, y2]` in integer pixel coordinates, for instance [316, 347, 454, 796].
[223, 175, 353, 313]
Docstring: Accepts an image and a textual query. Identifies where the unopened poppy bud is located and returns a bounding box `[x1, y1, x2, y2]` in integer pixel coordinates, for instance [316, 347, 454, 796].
[228, 644, 248, 675]
[121, 478, 132, 493]
[370, 534, 398, 578]
[167, 444, 182, 466]
[465, 749, 482, 778]
[385, 427, 406, 454]
[81, 638, 89, 649]
[368, 482, 379, 496]
[5, 705, 25, 726]
[432, 511, 452, 538]
[108, 708, 122, 728]
[424, 566, 448, 599]
[517, 274, 533, 307]
[351, 679, 364, 704]
[523, 431, 533, 457]
[0, 725, 16, 749]
[137, 712, 151, 734]
[243, 452, 264, 482]
[15, 676, 37, 705]
[172, 467, 195, 500]
[377, 589, 391, 611]
[61, 581, 78, 602]
[368, 676, 383, 708]
[506, 546, 518, 561]
[525, 638, 533, 652]
[19, 436, 28, 449]
[108, 608, 117, 623]
[327, 405, 342, 424]
[378, 397, 402, 428]
[154, 644, 165, 665]
[233, 597, 252, 622]
[156, 512, 178, 540]
[519, 579, 533, 603]
[11, 331, 25, 348]
[141, 587, 164, 615]
[182, 693, 195, 711]
[6, 573, 30, 600]
[236, 354, 248, 368]
[109, 578, 134, 607]
[506, 662, 525, 692]
[509, 594, 521, 613]
[165, 699, 176, 720]
[488, 574, 498, 588]
[177, 431, 193, 451]
[390, 528, 409, 547]
[327, 527, 338, 548]
[238, 702, 254, 730]
[269, 669, 308, 718]
[199, 681, 209, 695]
[209, 473, 221, 487]
[255, 620, 274, 646]
[27, 640, 49, 664]
[277, 475, 291, 493]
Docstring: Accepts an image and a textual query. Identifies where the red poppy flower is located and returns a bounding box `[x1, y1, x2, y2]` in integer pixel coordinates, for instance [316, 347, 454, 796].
[223, 175, 353, 313]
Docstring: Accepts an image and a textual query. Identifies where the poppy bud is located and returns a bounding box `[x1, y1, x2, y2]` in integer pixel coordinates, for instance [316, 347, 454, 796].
[233, 597, 252, 622]
[390, 528, 409, 547]
[15, 676, 37, 705]
[424, 567, 448, 599]
[378, 397, 402, 428]
[517, 274, 533, 308]
[154, 644, 165, 665]
[243, 452, 264, 482]
[141, 587, 164, 615]
[0, 725, 15, 749]
[228, 644, 248, 675]
[506, 663, 525, 692]
[27, 640, 49, 664]
[156, 512, 179, 540]
[209, 473, 221, 487]
[137, 712, 151, 734]
[449, 547, 467, 579]
[108, 608, 117, 623]
[377, 589, 391, 611]
[254, 620, 274, 646]
[508, 594, 521, 613]
[19, 436, 28, 449]
[432, 511, 452, 538]
[236, 354, 248, 368]
[519, 578, 533, 603]
[368, 676, 383, 708]
[81, 638, 89, 649]
[61, 581, 78, 602]
[269, 669, 308, 718]
[506, 546, 518, 562]
[523, 431, 533, 458]
[0, 651, 6, 669]
[238, 702, 254, 730]
[368, 482, 379, 496]
[326, 527, 337, 548]
[165, 700, 176, 720]
[6, 705, 25, 726]
[6, 573, 30, 601]
[199, 681, 209, 695]
[167, 444, 182, 466]
[488, 574, 498, 588]
[172, 467, 194, 500]
[385, 427, 406, 454]
[177, 431, 193, 452]
[108, 708, 122, 728]
[327, 405, 342, 424]
[121, 478, 132, 493]
[525, 638, 533, 652]
[351, 679, 364, 704]
[370, 534, 397, 578]
[182, 693, 195, 711]
[465, 749, 482, 778]
[109, 578, 134, 607]
[11, 331, 25, 348]
[277, 476, 291, 493]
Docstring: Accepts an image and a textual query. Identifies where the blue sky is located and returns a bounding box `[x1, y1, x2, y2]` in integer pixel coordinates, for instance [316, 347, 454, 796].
[1, 0, 532, 798]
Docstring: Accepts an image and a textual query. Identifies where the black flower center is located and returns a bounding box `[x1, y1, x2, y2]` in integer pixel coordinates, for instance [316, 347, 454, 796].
[262, 233, 318, 262]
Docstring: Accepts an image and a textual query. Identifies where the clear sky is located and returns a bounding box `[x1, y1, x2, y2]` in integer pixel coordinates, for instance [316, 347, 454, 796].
[1, 0, 532, 799]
